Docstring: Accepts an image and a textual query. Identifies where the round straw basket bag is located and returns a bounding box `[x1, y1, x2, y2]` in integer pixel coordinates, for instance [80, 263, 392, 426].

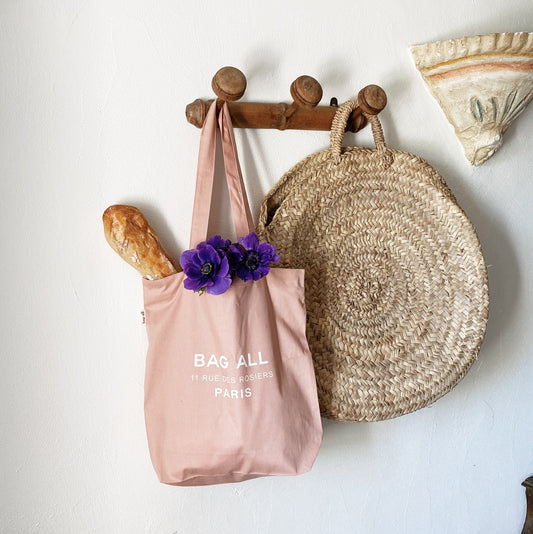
[256, 100, 489, 422]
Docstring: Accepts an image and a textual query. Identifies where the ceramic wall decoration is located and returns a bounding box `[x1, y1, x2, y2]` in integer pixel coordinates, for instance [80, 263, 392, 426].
[411, 32, 533, 165]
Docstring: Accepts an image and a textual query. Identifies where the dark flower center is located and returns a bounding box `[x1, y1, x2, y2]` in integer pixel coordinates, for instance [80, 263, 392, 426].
[243, 250, 260, 271]
[201, 262, 214, 276]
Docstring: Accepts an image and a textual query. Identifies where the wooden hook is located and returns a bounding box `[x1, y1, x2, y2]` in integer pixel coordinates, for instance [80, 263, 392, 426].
[279, 75, 323, 130]
[211, 66, 247, 101]
[185, 67, 387, 132]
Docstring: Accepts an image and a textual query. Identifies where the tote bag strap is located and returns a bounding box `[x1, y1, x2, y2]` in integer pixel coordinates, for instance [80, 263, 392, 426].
[218, 104, 254, 239]
[189, 102, 254, 248]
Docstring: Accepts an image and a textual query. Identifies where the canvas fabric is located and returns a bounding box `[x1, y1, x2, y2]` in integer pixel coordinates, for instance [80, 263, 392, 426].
[142, 103, 322, 486]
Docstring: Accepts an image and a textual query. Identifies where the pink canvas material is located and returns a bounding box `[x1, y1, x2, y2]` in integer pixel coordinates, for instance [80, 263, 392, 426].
[142, 102, 322, 486]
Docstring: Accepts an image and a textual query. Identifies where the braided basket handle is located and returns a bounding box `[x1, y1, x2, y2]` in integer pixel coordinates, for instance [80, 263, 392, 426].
[330, 100, 391, 165]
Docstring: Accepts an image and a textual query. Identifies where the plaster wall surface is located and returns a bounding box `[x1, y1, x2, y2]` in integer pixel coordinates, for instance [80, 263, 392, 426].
[1, 1, 532, 532]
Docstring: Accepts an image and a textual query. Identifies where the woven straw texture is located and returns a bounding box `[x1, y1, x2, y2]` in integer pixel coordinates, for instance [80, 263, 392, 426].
[257, 101, 489, 422]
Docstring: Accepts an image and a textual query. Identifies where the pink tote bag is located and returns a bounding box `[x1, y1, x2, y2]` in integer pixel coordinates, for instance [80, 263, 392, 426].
[142, 103, 322, 486]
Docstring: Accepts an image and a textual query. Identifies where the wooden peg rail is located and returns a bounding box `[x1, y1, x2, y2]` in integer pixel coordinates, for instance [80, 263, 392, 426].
[185, 66, 387, 132]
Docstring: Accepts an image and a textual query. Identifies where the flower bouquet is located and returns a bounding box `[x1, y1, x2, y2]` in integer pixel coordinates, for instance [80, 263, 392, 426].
[180, 232, 280, 295]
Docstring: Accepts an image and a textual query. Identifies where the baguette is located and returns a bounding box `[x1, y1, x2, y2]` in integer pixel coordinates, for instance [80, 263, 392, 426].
[103, 205, 179, 280]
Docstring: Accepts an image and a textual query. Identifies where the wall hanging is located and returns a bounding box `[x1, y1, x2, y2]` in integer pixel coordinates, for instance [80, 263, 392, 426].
[411, 32, 533, 165]
[256, 100, 490, 422]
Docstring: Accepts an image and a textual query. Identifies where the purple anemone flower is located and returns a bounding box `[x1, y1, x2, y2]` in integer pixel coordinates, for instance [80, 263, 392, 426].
[199, 235, 240, 272]
[232, 232, 280, 282]
[201, 235, 232, 256]
[180, 243, 232, 295]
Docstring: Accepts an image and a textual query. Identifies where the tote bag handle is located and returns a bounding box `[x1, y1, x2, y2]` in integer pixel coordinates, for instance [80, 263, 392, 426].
[189, 102, 254, 248]
[330, 100, 393, 167]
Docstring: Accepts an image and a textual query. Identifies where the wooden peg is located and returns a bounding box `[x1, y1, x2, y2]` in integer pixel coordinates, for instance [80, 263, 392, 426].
[280, 75, 323, 130]
[211, 66, 247, 101]
[357, 84, 387, 115]
[291, 76, 323, 108]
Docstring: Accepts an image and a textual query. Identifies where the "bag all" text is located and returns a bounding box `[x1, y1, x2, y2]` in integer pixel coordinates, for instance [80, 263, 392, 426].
[194, 352, 269, 369]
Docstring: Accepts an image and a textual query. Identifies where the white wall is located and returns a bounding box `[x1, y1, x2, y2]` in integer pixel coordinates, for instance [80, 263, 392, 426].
[1, 1, 532, 533]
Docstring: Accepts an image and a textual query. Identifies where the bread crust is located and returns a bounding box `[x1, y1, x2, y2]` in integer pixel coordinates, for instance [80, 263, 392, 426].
[103, 205, 179, 280]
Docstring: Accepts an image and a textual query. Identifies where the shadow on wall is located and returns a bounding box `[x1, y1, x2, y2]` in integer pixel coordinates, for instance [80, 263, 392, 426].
[456, 182, 522, 362]
[118, 200, 186, 268]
